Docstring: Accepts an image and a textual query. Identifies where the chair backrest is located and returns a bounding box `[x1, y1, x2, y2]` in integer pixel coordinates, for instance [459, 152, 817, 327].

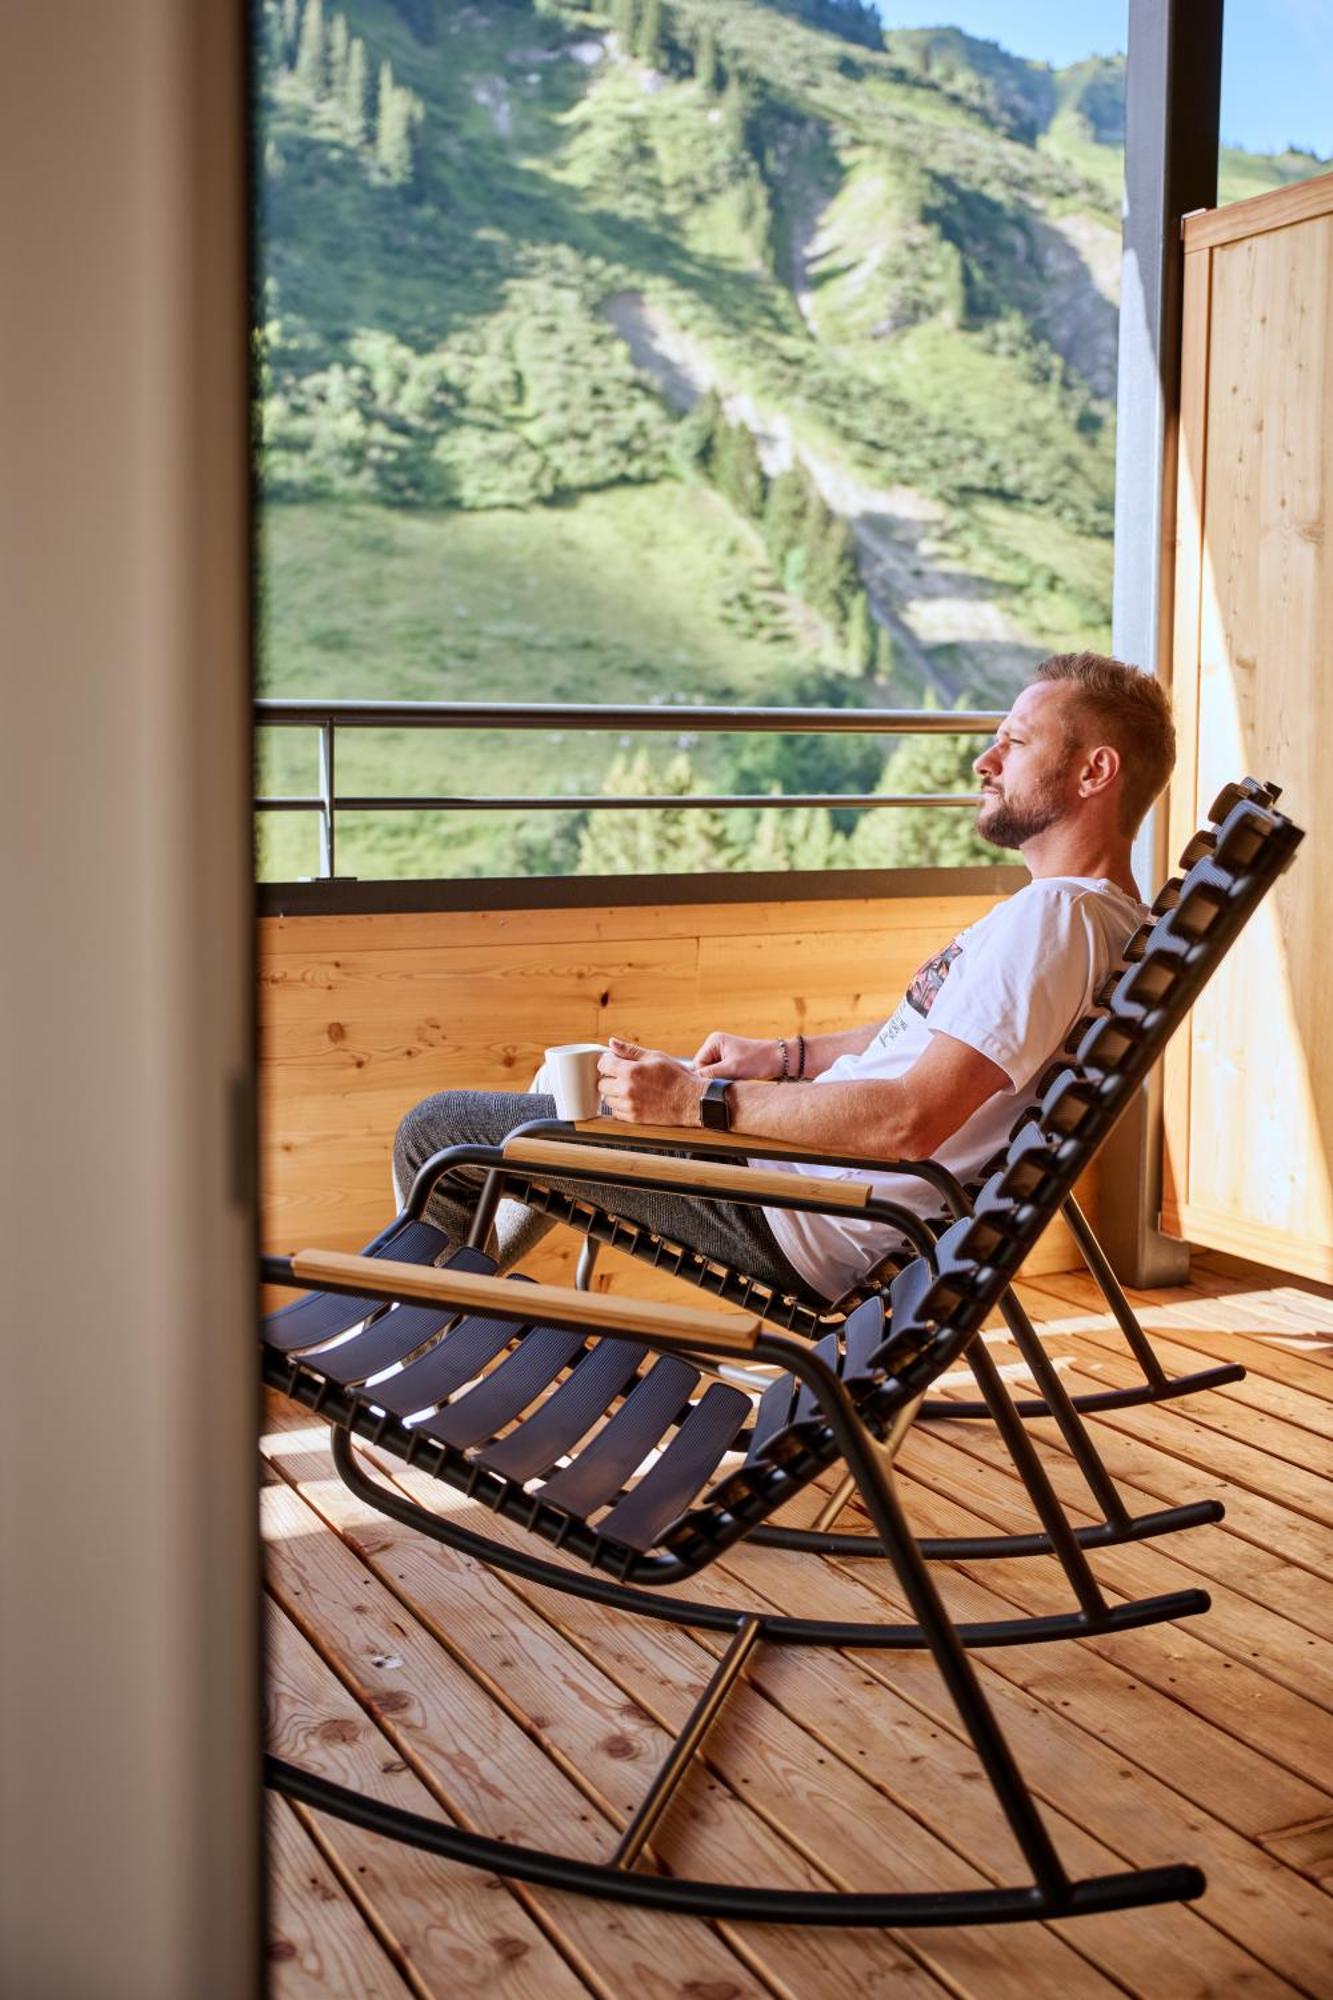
[881, 779, 1301, 1380]
[659, 780, 1302, 1576]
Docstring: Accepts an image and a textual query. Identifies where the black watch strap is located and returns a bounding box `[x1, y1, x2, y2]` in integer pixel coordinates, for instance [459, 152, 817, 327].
[700, 1079, 733, 1131]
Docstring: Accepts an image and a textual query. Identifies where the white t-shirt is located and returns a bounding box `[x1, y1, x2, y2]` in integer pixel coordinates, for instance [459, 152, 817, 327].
[760, 876, 1146, 1301]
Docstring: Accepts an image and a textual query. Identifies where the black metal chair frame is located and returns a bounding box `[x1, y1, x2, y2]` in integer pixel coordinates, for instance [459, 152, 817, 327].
[261, 778, 1301, 1927]
[436, 781, 1283, 1570]
[490, 793, 1276, 1430]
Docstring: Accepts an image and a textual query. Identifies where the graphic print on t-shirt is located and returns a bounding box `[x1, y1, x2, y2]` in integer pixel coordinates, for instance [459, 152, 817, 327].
[906, 937, 963, 1018]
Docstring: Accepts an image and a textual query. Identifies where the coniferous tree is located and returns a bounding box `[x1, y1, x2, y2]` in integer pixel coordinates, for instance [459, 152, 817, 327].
[763, 464, 812, 568]
[670, 387, 723, 479]
[376, 62, 421, 187]
[327, 12, 350, 97]
[636, 0, 665, 66]
[611, 0, 638, 50]
[295, 0, 326, 95]
[844, 589, 875, 674]
[714, 420, 765, 521]
[576, 750, 734, 875]
[848, 722, 998, 870]
[873, 620, 895, 685]
[807, 512, 860, 626]
[694, 22, 720, 91]
[344, 36, 369, 144]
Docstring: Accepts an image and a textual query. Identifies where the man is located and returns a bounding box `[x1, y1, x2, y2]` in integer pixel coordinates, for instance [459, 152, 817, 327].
[392, 651, 1174, 1307]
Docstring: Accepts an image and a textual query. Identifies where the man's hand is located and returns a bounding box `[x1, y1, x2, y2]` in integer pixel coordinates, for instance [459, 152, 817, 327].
[693, 1030, 783, 1080]
[598, 1037, 706, 1126]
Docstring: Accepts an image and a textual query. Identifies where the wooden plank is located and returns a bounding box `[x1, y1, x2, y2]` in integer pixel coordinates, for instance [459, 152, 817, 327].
[1183, 169, 1333, 252]
[257, 890, 1080, 1272]
[356, 1440, 1305, 2000]
[283, 1249, 762, 1350]
[899, 1402, 1333, 1728]
[1257, 1811, 1333, 1888]
[262, 1419, 965, 2000]
[1017, 1266, 1333, 1401]
[261, 1467, 776, 2000]
[934, 1327, 1333, 1601]
[1168, 1205, 1333, 1285]
[285, 1447, 1123, 1997]
[1166, 199, 1333, 1271]
[267, 1795, 414, 2000]
[502, 1135, 872, 1210]
[259, 940, 696, 1025]
[709, 1482, 1330, 1997]
[267, 1607, 586, 2000]
[259, 892, 1009, 958]
[1004, 1274, 1333, 1465]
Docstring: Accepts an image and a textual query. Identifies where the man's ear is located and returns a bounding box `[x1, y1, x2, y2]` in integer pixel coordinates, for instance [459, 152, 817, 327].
[1079, 744, 1121, 800]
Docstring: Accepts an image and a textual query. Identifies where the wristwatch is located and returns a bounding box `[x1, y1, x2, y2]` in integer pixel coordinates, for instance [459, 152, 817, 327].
[700, 1079, 733, 1132]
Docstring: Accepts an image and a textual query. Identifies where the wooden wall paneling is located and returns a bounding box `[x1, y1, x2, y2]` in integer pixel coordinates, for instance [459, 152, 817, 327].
[1167, 176, 1333, 1278]
[260, 891, 1097, 1282]
[259, 891, 998, 961]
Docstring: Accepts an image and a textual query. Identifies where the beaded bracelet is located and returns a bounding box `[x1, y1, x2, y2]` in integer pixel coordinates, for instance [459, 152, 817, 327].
[777, 1034, 807, 1081]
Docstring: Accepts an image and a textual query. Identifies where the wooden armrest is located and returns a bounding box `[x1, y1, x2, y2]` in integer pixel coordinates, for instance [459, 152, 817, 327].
[501, 1135, 871, 1211]
[566, 1117, 883, 1167]
[288, 1249, 762, 1354]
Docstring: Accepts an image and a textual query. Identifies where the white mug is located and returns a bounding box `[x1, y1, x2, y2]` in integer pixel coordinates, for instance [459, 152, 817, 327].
[542, 1042, 608, 1122]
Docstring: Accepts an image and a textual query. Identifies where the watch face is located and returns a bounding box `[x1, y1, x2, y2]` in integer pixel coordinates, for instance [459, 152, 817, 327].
[702, 1080, 731, 1131]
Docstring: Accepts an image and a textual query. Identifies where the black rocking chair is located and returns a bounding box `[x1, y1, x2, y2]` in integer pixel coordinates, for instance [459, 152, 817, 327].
[260, 779, 1301, 1928]
[499, 780, 1284, 1417]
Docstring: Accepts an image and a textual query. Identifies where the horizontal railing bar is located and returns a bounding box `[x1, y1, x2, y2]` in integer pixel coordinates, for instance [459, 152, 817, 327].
[255, 791, 983, 814]
[255, 699, 1004, 735]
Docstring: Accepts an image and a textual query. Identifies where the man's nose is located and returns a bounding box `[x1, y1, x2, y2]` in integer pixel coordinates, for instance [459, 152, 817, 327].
[974, 743, 999, 778]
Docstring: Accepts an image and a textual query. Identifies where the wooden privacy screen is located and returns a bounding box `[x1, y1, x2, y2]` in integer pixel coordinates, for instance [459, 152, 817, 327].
[259, 885, 1097, 1295]
[1165, 174, 1333, 1279]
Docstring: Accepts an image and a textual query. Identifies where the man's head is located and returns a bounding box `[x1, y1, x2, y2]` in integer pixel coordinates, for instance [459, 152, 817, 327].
[974, 651, 1176, 850]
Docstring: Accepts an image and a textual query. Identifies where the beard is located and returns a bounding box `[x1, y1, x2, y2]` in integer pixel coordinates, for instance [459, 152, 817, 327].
[976, 778, 1066, 850]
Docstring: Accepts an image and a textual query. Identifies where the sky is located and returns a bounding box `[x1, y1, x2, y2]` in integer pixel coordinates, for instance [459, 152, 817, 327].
[876, 1, 1333, 158]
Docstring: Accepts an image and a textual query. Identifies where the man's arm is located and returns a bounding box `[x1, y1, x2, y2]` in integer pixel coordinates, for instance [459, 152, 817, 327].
[599, 1032, 1009, 1161]
[691, 1025, 881, 1081]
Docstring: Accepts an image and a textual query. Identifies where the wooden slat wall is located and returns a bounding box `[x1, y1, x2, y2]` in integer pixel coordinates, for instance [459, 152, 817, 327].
[259, 889, 1098, 1293]
[1164, 173, 1333, 1280]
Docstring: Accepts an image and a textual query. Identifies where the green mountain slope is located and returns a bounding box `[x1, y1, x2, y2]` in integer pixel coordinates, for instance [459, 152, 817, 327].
[255, 0, 1327, 878]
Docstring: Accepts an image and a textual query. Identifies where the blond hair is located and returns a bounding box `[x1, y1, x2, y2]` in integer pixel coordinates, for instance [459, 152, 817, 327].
[1035, 651, 1175, 833]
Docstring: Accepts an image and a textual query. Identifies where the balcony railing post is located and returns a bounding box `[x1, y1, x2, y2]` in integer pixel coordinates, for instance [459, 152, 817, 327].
[318, 718, 335, 881]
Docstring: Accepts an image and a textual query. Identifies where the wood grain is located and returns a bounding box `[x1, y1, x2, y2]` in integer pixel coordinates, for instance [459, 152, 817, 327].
[1183, 168, 1333, 252]
[259, 891, 1099, 1275]
[267, 1796, 412, 1999]
[501, 1134, 872, 1209]
[261, 1273, 1333, 1999]
[286, 1248, 763, 1351]
[1166, 185, 1333, 1275]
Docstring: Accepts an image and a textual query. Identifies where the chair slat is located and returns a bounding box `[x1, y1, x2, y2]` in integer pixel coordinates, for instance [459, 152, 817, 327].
[357, 1295, 535, 1413]
[744, 1370, 801, 1465]
[596, 1383, 751, 1552]
[264, 1221, 464, 1355]
[534, 1357, 698, 1519]
[415, 1325, 586, 1452]
[479, 1336, 649, 1483]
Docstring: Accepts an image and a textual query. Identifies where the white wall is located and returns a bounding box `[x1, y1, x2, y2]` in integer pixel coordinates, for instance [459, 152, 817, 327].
[0, 6, 260, 1994]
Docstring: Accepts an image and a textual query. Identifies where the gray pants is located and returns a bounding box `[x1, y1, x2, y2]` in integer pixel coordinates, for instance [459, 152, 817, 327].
[391, 1089, 828, 1307]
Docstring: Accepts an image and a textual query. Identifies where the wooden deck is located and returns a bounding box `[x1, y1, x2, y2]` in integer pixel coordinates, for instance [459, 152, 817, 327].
[262, 1255, 1333, 1998]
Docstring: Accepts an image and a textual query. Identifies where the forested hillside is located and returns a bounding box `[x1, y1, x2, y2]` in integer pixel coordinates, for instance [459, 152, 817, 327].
[254, 0, 1325, 879]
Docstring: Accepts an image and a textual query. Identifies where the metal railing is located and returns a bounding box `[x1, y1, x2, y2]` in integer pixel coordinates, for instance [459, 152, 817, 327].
[255, 699, 1006, 881]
